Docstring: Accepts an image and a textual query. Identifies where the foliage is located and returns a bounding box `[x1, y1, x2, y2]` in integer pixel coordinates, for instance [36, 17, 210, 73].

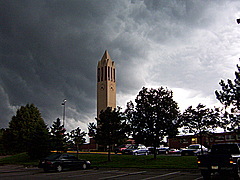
[88, 107, 127, 161]
[2, 104, 50, 159]
[215, 61, 240, 132]
[67, 127, 86, 153]
[181, 104, 220, 150]
[49, 118, 67, 152]
[125, 87, 181, 159]
[181, 104, 220, 134]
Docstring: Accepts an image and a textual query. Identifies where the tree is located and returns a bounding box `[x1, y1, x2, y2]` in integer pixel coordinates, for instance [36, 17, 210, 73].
[215, 61, 240, 132]
[0, 128, 7, 155]
[68, 127, 86, 157]
[28, 121, 51, 159]
[181, 104, 220, 152]
[88, 107, 127, 161]
[2, 104, 50, 159]
[125, 87, 180, 159]
[49, 118, 66, 152]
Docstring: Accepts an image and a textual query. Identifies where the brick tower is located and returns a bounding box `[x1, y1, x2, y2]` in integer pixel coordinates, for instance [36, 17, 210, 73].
[97, 50, 116, 118]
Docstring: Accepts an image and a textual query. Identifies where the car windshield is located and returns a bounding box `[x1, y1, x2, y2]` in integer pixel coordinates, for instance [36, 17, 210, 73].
[188, 145, 199, 149]
[211, 144, 240, 154]
[160, 148, 168, 150]
[127, 145, 138, 149]
[45, 154, 62, 160]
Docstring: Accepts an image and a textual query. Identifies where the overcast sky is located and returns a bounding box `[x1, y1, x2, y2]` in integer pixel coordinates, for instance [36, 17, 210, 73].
[1, 0, 240, 135]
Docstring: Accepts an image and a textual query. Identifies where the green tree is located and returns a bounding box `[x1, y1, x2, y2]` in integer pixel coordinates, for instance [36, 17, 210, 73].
[49, 118, 67, 152]
[2, 104, 50, 159]
[181, 104, 220, 152]
[215, 61, 240, 132]
[68, 127, 86, 157]
[125, 87, 180, 159]
[88, 107, 127, 161]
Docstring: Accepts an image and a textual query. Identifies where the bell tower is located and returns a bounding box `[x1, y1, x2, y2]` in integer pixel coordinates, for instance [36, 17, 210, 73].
[97, 50, 116, 118]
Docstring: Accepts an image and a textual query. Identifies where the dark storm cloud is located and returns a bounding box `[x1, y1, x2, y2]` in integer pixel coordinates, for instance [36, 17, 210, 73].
[0, 0, 117, 128]
[0, 0, 239, 131]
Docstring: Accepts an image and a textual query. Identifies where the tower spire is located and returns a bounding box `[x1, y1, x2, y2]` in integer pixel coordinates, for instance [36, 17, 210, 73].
[101, 50, 111, 61]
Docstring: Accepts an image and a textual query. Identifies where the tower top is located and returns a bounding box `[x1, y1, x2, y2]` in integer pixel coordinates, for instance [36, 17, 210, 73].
[101, 50, 111, 61]
[98, 50, 115, 67]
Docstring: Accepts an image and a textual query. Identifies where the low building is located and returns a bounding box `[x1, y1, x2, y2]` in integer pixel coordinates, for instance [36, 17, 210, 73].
[167, 132, 240, 149]
[80, 138, 97, 152]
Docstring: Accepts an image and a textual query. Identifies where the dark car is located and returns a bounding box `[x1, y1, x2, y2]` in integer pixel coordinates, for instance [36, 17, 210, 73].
[114, 144, 131, 154]
[38, 153, 91, 172]
[198, 144, 240, 179]
[147, 147, 156, 155]
[122, 144, 149, 155]
[158, 147, 170, 155]
[147, 147, 168, 155]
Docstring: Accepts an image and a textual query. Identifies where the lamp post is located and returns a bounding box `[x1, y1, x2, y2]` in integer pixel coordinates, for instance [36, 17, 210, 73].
[237, 19, 240, 24]
[62, 99, 67, 127]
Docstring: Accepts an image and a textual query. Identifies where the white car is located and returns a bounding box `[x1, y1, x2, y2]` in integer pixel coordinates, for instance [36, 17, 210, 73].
[181, 144, 208, 156]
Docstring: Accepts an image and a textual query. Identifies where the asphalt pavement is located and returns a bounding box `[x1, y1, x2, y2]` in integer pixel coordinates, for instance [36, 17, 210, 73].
[0, 164, 39, 173]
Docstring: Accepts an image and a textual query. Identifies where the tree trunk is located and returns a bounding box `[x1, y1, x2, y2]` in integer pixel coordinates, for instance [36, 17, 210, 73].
[77, 144, 79, 159]
[108, 145, 111, 161]
[153, 145, 157, 160]
[199, 133, 203, 154]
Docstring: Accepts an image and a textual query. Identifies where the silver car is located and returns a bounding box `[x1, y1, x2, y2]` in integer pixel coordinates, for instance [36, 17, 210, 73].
[122, 144, 149, 155]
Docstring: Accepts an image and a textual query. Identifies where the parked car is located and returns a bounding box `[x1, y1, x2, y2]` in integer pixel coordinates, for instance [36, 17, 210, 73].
[158, 147, 170, 154]
[114, 144, 131, 154]
[38, 153, 91, 172]
[197, 143, 240, 179]
[168, 149, 181, 154]
[181, 144, 208, 156]
[122, 144, 149, 155]
[147, 147, 157, 155]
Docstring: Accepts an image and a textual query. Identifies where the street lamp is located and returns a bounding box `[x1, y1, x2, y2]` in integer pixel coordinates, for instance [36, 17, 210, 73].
[62, 99, 67, 127]
[237, 18, 240, 24]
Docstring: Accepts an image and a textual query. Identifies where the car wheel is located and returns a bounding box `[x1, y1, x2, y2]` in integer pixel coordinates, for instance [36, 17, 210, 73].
[56, 164, 63, 172]
[233, 168, 240, 180]
[134, 152, 138, 156]
[201, 170, 211, 180]
[145, 152, 148, 155]
[43, 167, 49, 173]
[82, 163, 87, 170]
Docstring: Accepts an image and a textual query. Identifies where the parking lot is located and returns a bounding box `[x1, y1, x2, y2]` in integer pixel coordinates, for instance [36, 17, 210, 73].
[0, 165, 202, 180]
[0, 164, 239, 180]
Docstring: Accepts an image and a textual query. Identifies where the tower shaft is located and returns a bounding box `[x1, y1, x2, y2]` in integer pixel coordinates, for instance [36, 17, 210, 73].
[97, 50, 116, 118]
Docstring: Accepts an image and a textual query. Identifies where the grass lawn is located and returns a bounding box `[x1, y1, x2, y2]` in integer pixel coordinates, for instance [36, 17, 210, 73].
[0, 153, 198, 169]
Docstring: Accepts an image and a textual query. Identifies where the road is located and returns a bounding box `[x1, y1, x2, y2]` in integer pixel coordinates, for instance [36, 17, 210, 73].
[1, 165, 238, 180]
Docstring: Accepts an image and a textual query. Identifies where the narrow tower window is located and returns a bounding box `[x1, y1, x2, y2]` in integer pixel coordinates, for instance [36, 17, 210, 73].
[108, 66, 110, 80]
[105, 66, 107, 81]
[97, 68, 100, 82]
[113, 68, 116, 82]
[101, 67, 103, 81]
[111, 67, 113, 81]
